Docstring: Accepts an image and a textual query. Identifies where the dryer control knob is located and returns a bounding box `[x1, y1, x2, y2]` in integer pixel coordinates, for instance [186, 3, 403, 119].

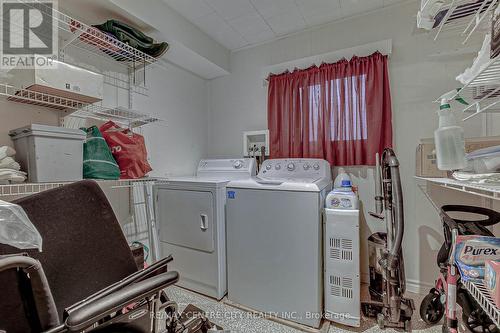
[233, 160, 243, 169]
[303, 164, 311, 171]
[275, 164, 281, 170]
[287, 163, 296, 171]
[266, 164, 272, 170]
[313, 163, 320, 170]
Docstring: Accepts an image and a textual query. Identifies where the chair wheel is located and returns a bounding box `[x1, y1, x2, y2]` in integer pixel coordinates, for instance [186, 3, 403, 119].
[420, 292, 445, 325]
[463, 309, 499, 333]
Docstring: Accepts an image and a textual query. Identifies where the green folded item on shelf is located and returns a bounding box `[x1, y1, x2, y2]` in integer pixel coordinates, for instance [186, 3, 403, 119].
[93, 19, 170, 59]
[94, 19, 154, 47]
[82, 126, 120, 180]
[142, 42, 169, 58]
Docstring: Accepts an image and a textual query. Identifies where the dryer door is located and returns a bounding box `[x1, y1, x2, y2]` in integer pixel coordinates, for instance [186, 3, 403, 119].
[156, 188, 215, 253]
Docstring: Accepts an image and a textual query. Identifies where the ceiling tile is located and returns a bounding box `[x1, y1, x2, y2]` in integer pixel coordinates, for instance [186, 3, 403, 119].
[194, 12, 248, 49]
[302, 11, 343, 27]
[340, 0, 384, 17]
[250, 0, 295, 19]
[228, 12, 269, 37]
[205, 0, 255, 20]
[164, 0, 214, 21]
[296, 0, 341, 27]
[243, 28, 276, 44]
[266, 7, 307, 35]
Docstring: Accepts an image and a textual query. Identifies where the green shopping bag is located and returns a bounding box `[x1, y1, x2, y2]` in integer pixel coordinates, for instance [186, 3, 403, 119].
[82, 126, 120, 180]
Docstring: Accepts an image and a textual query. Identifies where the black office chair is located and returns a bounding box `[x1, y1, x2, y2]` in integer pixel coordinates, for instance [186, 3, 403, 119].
[0, 180, 215, 333]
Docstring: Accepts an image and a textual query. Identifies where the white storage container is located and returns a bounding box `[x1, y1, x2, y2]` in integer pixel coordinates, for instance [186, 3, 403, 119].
[9, 124, 86, 182]
[8, 60, 104, 104]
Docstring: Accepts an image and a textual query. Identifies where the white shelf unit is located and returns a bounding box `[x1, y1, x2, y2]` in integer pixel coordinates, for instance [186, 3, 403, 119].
[0, 83, 161, 128]
[0, 179, 157, 197]
[416, 176, 500, 200]
[464, 279, 500, 328]
[421, 0, 497, 43]
[1, 1, 166, 128]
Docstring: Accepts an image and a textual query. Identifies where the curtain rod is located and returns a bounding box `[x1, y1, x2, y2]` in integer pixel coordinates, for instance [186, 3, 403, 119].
[262, 39, 392, 85]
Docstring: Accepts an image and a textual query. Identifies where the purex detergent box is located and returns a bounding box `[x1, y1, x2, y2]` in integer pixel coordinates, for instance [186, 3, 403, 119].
[455, 235, 500, 281]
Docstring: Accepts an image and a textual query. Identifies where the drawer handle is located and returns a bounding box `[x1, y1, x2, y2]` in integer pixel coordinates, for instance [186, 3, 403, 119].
[200, 214, 208, 231]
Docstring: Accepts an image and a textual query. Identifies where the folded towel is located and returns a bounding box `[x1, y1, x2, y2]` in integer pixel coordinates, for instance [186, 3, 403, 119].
[453, 171, 500, 185]
[457, 34, 491, 85]
[0, 169, 27, 183]
[0, 157, 20, 170]
[0, 146, 15, 161]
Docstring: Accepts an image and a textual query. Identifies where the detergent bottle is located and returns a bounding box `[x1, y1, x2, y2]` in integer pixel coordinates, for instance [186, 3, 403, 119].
[434, 89, 468, 171]
[333, 167, 351, 188]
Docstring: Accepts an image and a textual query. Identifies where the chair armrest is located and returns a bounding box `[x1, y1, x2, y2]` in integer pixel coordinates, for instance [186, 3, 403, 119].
[65, 256, 173, 316]
[64, 271, 179, 332]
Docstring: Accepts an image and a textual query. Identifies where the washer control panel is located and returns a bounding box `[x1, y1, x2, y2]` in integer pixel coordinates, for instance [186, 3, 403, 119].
[258, 159, 330, 179]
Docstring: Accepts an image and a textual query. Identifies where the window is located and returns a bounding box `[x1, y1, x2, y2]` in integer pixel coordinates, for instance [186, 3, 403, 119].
[267, 52, 392, 166]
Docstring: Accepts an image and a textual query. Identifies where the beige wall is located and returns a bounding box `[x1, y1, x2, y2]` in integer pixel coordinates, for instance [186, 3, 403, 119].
[207, 1, 500, 292]
[0, 101, 59, 147]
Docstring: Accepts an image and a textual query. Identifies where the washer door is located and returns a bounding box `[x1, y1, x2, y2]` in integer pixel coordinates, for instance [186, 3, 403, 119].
[156, 189, 215, 253]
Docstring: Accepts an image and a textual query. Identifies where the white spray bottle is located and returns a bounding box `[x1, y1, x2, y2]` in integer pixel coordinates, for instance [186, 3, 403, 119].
[434, 89, 468, 171]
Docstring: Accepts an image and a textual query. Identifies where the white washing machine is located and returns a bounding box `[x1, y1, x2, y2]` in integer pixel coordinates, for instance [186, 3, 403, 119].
[226, 159, 332, 328]
[154, 159, 256, 300]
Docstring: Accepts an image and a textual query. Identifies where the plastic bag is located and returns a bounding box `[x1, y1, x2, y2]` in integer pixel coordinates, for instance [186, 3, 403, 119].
[0, 200, 42, 251]
[82, 126, 120, 180]
[99, 121, 152, 179]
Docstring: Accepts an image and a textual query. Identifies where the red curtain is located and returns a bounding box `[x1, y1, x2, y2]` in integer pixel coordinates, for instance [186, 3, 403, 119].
[267, 52, 392, 166]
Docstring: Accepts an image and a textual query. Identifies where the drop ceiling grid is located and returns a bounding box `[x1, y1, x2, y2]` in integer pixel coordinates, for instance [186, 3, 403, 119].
[164, 0, 407, 51]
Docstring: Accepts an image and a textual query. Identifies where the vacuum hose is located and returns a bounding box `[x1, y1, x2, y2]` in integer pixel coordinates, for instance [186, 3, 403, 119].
[383, 148, 404, 270]
[0, 255, 60, 330]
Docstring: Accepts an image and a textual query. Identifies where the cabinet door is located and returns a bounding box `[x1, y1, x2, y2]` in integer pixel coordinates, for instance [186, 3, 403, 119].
[156, 188, 214, 253]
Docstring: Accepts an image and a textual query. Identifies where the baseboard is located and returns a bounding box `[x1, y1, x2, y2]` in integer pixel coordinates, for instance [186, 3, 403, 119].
[406, 278, 435, 295]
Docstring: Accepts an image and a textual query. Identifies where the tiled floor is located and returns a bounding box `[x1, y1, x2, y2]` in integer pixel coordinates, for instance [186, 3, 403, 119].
[165, 286, 443, 333]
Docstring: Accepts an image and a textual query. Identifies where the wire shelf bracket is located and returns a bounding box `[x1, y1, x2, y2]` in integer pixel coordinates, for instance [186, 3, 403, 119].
[434, 53, 500, 120]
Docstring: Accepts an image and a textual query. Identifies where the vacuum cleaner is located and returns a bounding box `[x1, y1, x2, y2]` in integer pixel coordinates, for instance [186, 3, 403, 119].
[361, 148, 414, 331]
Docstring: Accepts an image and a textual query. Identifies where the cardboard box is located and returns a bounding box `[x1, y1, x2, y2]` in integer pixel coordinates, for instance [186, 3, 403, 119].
[416, 136, 500, 177]
[485, 260, 500, 309]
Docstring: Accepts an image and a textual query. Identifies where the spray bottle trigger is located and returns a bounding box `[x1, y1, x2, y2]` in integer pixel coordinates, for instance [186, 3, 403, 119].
[455, 95, 468, 105]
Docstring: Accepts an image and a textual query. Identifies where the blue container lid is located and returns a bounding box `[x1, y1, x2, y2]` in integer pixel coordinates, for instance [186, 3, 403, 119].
[341, 180, 352, 187]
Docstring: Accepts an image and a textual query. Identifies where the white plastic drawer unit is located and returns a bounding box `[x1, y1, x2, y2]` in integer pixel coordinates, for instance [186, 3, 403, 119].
[156, 189, 214, 253]
[324, 208, 360, 328]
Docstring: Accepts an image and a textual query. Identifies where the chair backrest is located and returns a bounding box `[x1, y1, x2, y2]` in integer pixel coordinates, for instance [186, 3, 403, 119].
[0, 180, 138, 332]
